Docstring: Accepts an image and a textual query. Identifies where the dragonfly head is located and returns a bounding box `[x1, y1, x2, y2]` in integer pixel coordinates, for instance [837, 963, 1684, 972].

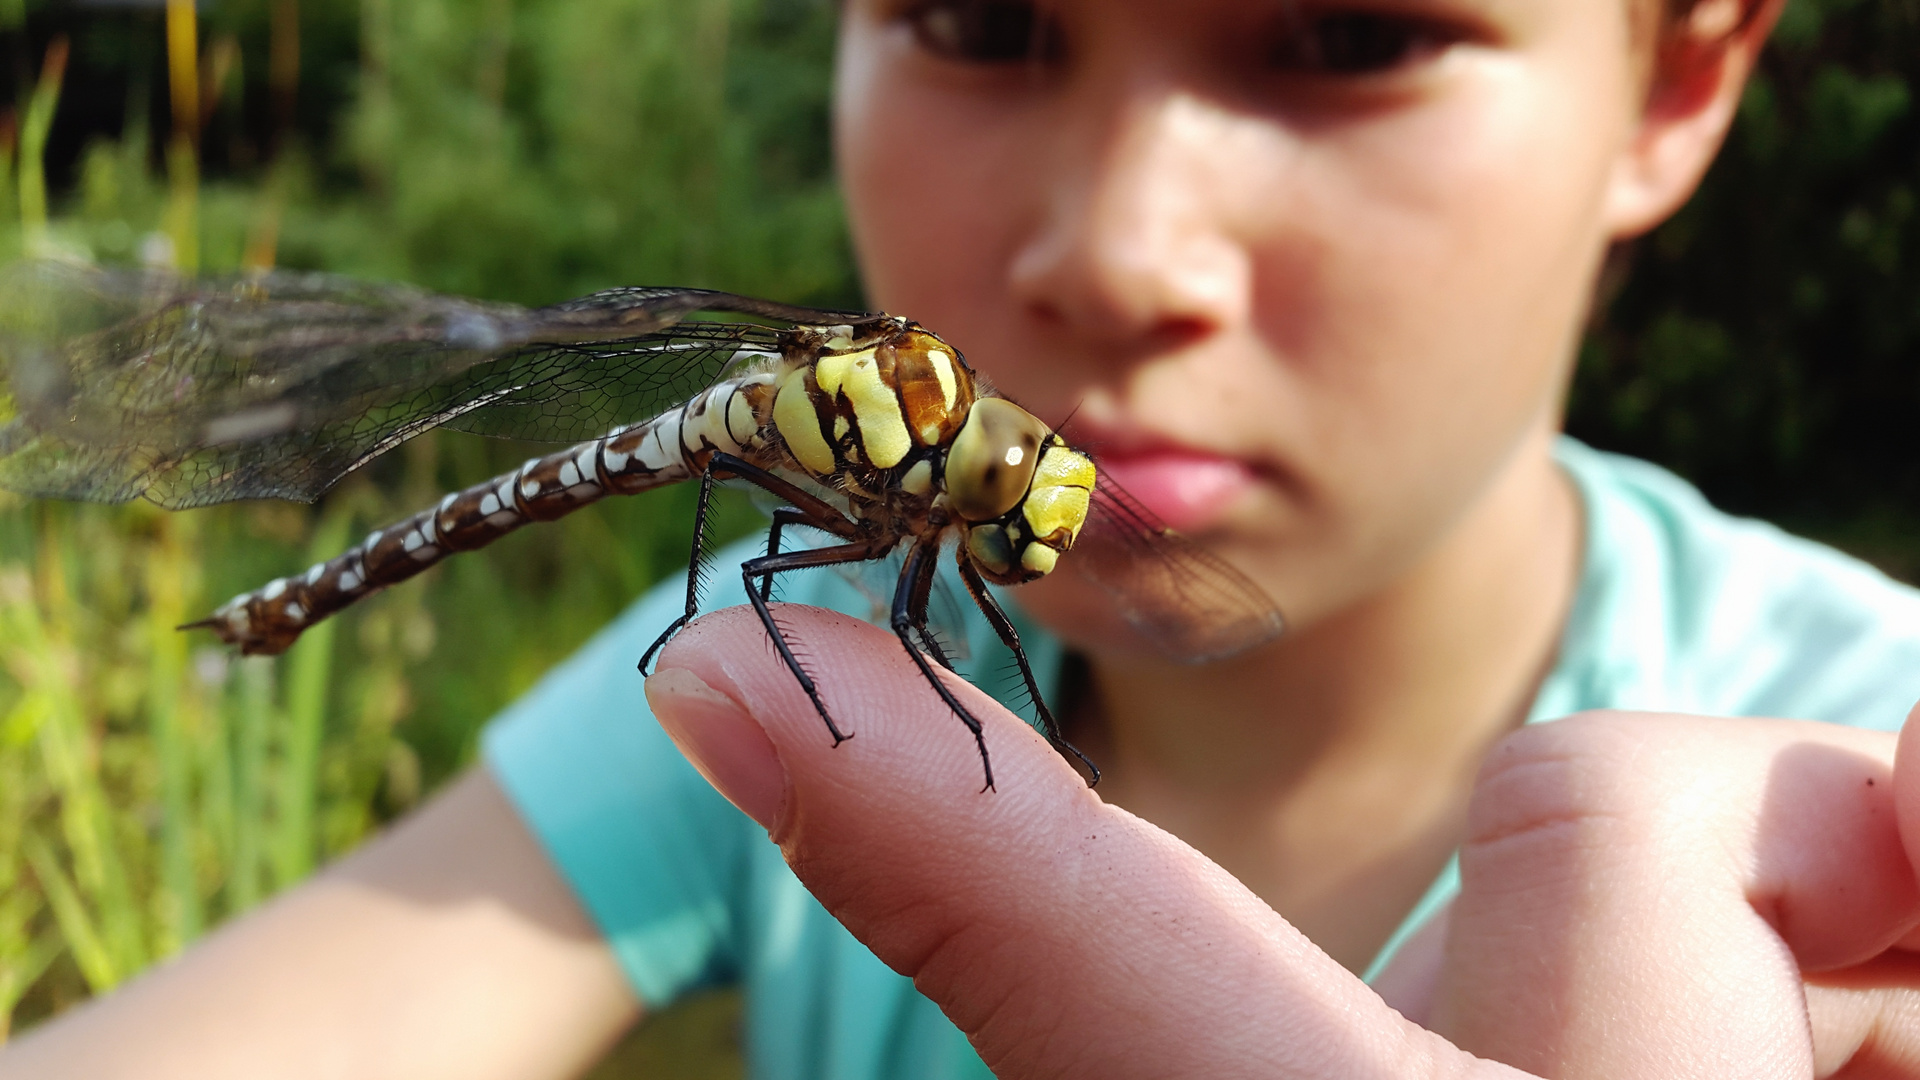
[946, 397, 1096, 585]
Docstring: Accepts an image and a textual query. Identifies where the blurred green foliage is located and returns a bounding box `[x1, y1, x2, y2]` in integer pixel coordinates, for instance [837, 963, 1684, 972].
[1571, 0, 1920, 569]
[10, 0, 856, 304]
[0, 0, 845, 1068]
[0, 0, 1914, 1073]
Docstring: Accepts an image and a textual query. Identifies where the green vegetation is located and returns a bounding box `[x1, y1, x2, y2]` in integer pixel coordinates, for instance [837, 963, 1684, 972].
[1570, 0, 1920, 561]
[0, 0, 1913, 1075]
[0, 0, 844, 1068]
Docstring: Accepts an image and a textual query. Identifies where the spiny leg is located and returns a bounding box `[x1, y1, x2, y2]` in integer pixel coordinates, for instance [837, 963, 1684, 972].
[761, 506, 845, 604]
[639, 468, 722, 674]
[760, 510, 789, 603]
[710, 448, 867, 605]
[957, 554, 1101, 786]
[707, 452, 863, 530]
[640, 453, 865, 672]
[895, 541, 997, 791]
[904, 536, 958, 672]
[741, 536, 901, 746]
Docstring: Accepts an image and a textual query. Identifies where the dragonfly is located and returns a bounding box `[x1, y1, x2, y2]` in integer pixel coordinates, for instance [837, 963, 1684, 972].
[0, 262, 1284, 789]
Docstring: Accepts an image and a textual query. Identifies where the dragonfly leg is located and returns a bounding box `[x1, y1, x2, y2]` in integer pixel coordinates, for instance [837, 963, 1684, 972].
[957, 554, 1101, 787]
[903, 537, 958, 673]
[640, 468, 724, 674]
[641, 454, 864, 671]
[766, 497, 953, 661]
[895, 541, 997, 792]
[740, 537, 902, 747]
[761, 507, 836, 604]
[709, 449, 865, 604]
[706, 452, 863, 532]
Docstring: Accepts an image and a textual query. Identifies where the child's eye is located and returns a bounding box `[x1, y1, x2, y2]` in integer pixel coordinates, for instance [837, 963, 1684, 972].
[1270, 11, 1454, 75]
[903, 0, 1066, 64]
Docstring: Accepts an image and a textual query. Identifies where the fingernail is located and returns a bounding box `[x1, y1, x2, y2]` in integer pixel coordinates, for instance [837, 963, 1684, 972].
[646, 667, 789, 832]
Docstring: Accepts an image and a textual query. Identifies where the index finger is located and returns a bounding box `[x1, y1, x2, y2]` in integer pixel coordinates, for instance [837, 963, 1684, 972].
[646, 604, 1506, 1080]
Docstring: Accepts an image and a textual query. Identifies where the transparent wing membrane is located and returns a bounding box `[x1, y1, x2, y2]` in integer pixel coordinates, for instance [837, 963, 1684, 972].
[0, 262, 877, 508]
[1072, 472, 1286, 663]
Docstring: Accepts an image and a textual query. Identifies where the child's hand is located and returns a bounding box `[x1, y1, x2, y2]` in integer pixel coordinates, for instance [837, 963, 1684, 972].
[648, 606, 1920, 1079]
[1428, 710, 1920, 1077]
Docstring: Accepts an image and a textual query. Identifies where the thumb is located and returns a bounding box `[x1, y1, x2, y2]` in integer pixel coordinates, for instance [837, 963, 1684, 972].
[645, 604, 1506, 1080]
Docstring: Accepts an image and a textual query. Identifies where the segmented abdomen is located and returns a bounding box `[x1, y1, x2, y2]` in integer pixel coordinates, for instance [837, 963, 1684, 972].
[197, 369, 783, 654]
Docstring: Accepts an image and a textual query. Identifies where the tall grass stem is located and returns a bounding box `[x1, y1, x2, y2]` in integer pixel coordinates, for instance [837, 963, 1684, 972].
[146, 514, 203, 952]
[17, 37, 69, 258]
[230, 658, 274, 911]
[272, 508, 351, 887]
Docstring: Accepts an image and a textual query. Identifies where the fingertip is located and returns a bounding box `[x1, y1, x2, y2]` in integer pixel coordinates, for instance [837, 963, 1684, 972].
[646, 666, 790, 833]
[661, 604, 1074, 802]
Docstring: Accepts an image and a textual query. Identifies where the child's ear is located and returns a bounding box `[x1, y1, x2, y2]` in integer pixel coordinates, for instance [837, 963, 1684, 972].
[1602, 0, 1786, 239]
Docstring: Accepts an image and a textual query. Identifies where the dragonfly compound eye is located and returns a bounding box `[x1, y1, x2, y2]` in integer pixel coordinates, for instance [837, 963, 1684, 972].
[945, 398, 1049, 522]
[959, 426, 1096, 586]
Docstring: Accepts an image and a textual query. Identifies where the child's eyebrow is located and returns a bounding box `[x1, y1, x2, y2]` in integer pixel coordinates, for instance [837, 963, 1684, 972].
[1254, 0, 1521, 43]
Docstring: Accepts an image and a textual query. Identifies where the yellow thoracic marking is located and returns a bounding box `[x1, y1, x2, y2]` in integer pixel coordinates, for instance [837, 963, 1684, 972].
[926, 347, 958, 411]
[834, 415, 851, 440]
[774, 369, 836, 476]
[1023, 445, 1095, 543]
[813, 348, 867, 397]
[842, 353, 912, 469]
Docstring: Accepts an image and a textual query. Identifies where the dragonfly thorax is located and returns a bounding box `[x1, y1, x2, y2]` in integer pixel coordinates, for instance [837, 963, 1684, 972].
[771, 328, 975, 480]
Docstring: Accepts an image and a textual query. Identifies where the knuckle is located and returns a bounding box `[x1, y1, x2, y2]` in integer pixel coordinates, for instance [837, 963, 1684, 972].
[1466, 711, 1681, 854]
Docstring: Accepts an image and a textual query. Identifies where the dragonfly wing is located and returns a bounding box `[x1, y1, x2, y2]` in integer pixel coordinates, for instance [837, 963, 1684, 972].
[923, 562, 975, 663]
[1069, 473, 1285, 663]
[827, 548, 972, 663]
[531, 283, 875, 332]
[0, 263, 524, 505]
[444, 286, 881, 440]
[0, 263, 876, 508]
[439, 327, 779, 442]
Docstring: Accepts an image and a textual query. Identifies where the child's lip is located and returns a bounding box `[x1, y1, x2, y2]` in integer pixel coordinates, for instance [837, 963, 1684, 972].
[1084, 447, 1257, 534]
[1050, 416, 1265, 531]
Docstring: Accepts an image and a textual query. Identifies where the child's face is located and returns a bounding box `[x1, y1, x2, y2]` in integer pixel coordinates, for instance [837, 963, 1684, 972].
[836, 0, 1653, 639]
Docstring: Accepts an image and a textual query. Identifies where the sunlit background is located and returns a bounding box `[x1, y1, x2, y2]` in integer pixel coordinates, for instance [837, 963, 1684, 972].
[0, 0, 1912, 1074]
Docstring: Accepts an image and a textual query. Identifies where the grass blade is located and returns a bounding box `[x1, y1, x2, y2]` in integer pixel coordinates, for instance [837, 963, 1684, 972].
[21, 832, 110, 993]
[230, 657, 273, 911]
[272, 507, 351, 888]
[146, 515, 203, 952]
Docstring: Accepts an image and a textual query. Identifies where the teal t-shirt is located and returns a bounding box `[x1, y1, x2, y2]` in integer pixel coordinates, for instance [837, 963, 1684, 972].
[483, 438, 1920, 1079]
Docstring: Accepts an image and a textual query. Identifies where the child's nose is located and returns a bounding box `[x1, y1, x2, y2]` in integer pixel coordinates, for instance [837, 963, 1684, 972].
[1007, 92, 1254, 350]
